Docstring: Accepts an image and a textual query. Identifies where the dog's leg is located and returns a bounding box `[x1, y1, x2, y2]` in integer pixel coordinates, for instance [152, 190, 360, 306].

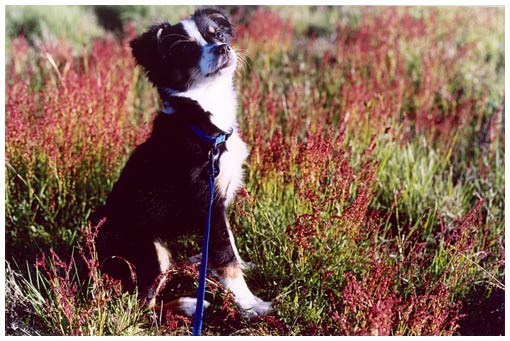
[209, 209, 271, 317]
[146, 239, 174, 307]
[116, 237, 173, 307]
[149, 240, 213, 316]
[98, 231, 162, 302]
[189, 225, 255, 271]
[226, 222, 257, 271]
[215, 262, 271, 317]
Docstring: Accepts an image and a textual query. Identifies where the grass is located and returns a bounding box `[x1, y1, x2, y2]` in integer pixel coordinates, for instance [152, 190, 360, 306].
[5, 5, 505, 336]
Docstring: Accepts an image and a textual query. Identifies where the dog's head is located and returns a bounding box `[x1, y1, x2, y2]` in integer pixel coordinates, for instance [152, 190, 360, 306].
[130, 7, 236, 91]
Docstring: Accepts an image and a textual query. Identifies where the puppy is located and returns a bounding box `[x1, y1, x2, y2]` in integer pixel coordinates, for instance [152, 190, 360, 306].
[94, 8, 270, 317]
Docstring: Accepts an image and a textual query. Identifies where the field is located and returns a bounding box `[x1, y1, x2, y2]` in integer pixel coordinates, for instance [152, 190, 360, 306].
[5, 5, 505, 336]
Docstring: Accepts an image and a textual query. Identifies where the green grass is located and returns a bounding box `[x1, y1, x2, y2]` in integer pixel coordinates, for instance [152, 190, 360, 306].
[5, 5, 505, 336]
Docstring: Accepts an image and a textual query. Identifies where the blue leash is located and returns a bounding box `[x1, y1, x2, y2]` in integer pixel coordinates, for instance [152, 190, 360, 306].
[191, 126, 229, 336]
[158, 88, 229, 335]
[192, 167, 214, 336]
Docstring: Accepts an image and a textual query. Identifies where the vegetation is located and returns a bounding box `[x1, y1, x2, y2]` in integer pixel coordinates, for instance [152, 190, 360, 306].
[5, 5, 504, 335]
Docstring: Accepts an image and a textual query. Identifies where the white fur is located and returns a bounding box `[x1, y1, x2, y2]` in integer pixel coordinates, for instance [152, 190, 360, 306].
[221, 271, 272, 317]
[153, 239, 172, 272]
[178, 17, 239, 132]
[181, 19, 207, 45]
[217, 131, 248, 204]
[226, 228, 255, 271]
[175, 71, 238, 133]
[227, 228, 243, 265]
[148, 239, 173, 307]
[178, 297, 211, 316]
[177, 21, 244, 202]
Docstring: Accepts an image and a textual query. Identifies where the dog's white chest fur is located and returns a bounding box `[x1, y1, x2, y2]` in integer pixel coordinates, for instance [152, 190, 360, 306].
[176, 76, 248, 205]
[176, 78, 238, 133]
[218, 131, 248, 204]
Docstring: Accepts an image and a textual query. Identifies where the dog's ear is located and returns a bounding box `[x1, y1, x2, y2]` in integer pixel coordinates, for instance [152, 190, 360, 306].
[130, 23, 169, 74]
[193, 7, 235, 39]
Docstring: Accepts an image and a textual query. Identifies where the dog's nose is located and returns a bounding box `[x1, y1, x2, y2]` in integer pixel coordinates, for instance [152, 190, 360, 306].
[214, 44, 229, 55]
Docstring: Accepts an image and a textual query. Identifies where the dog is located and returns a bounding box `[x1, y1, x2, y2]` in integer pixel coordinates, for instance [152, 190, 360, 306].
[93, 7, 271, 317]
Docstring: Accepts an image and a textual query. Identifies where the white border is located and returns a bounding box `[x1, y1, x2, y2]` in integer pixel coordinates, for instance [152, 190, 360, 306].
[1, 1, 508, 338]
[1, 1, 509, 5]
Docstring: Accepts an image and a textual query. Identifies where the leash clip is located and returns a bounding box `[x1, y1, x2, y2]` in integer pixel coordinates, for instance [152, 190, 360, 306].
[208, 146, 221, 178]
[189, 124, 232, 179]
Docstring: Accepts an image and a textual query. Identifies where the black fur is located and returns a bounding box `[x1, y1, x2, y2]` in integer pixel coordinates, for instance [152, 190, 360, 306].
[129, 8, 234, 90]
[192, 7, 235, 43]
[93, 8, 239, 300]
[95, 96, 236, 298]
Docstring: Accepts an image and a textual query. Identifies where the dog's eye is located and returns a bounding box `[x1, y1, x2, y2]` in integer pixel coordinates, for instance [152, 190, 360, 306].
[215, 31, 225, 42]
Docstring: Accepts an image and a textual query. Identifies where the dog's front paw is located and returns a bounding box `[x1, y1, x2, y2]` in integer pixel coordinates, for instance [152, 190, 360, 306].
[237, 296, 272, 317]
[176, 297, 211, 317]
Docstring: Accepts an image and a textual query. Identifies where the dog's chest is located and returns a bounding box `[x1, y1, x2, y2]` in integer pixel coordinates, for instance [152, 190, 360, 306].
[217, 132, 248, 205]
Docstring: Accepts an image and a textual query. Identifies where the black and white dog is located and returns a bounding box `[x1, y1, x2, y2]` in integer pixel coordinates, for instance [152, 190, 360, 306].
[94, 8, 270, 317]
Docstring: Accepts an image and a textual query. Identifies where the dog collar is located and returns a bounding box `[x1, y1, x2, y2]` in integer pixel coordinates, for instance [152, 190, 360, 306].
[189, 125, 232, 146]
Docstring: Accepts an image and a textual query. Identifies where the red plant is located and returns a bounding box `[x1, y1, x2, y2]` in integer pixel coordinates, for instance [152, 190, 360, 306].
[334, 261, 401, 336]
[236, 8, 294, 51]
[6, 32, 152, 181]
[34, 219, 125, 335]
[163, 310, 191, 332]
[35, 249, 87, 335]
